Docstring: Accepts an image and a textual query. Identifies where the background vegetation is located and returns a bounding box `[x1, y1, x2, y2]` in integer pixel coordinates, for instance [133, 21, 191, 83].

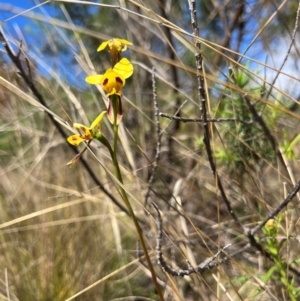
[0, 0, 300, 300]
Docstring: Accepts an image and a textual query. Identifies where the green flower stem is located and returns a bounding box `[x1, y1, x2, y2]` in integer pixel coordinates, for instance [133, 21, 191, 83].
[109, 95, 164, 300]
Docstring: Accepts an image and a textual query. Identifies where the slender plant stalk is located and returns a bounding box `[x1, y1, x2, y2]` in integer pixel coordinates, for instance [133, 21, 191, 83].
[110, 96, 164, 300]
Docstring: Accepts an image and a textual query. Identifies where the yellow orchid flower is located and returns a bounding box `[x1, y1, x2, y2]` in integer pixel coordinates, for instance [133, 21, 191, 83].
[85, 58, 133, 97]
[98, 38, 132, 66]
[67, 111, 107, 146]
[97, 38, 132, 53]
[86, 69, 124, 97]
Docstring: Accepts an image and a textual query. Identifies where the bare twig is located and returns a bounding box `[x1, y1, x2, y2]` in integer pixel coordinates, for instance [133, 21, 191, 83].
[158, 0, 182, 132]
[160, 100, 188, 133]
[250, 180, 300, 235]
[157, 0, 184, 172]
[159, 112, 254, 124]
[152, 203, 231, 276]
[188, 0, 243, 228]
[144, 69, 162, 207]
[213, 1, 245, 66]
[239, 181, 300, 278]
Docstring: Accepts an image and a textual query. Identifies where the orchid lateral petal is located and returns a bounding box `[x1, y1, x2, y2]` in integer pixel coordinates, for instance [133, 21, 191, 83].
[67, 135, 86, 146]
[86, 74, 103, 85]
[91, 111, 107, 129]
[113, 58, 134, 79]
[97, 41, 109, 52]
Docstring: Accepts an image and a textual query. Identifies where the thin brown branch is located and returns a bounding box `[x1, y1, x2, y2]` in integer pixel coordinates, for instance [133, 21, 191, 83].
[188, 0, 243, 228]
[158, 0, 181, 128]
[159, 112, 254, 124]
[144, 69, 162, 207]
[250, 180, 300, 235]
[152, 203, 231, 276]
[213, 0, 245, 66]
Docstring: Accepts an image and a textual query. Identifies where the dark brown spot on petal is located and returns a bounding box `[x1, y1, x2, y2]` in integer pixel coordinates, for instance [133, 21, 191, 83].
[116, 77, 123, 85]
[103, 78, 108, 86]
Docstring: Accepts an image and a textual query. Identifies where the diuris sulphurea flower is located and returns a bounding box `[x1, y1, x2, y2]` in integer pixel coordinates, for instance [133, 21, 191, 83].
[66, 111, 107, 166]
[85, 59, 133, 125]
[97, 38, 132, 66]
[97, 38, 132, 53]
[85, 58, 133, 97]
[67, 111, 107, 146]
[86, 69, 125, 97]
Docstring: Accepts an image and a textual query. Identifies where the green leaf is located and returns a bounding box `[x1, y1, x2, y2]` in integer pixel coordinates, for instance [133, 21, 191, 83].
[251, 267, 277, 298]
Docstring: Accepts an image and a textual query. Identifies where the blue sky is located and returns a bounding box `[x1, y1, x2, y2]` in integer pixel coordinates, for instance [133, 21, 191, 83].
[0, 0, 89, 88]
[0, 1, 58, 52]
[1, 0, 41, 34]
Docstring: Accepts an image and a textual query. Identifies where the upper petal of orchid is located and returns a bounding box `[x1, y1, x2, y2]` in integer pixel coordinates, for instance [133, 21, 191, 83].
[113, 58, 134, 79]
